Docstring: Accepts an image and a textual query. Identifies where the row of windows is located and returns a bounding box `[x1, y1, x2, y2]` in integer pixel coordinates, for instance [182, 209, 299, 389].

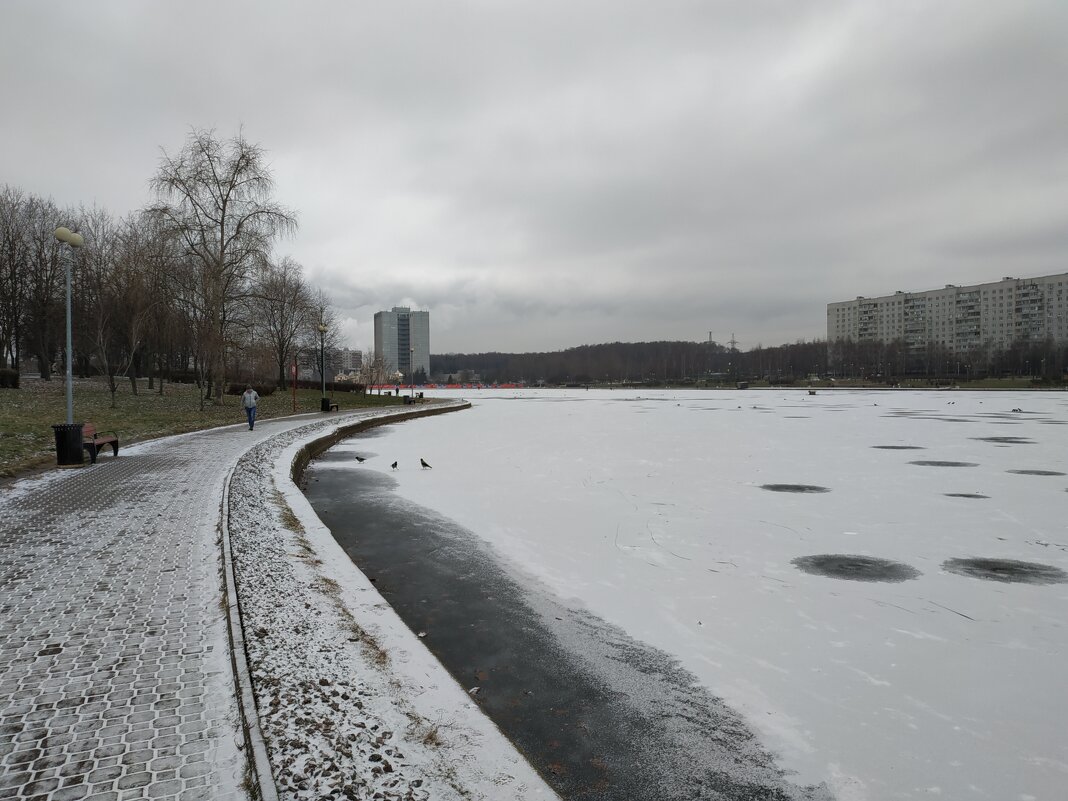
[831, 278, 1068, 315]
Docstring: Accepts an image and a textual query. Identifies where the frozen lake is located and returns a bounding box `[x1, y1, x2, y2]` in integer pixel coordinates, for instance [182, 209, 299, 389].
[311, 388, 1068, 800]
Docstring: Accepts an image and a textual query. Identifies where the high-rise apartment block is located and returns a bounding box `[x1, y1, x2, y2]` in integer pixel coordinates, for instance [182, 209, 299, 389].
[337, 348, 362, 373]
[373, 306, 430, 378]
[828, 273, 1068, 355]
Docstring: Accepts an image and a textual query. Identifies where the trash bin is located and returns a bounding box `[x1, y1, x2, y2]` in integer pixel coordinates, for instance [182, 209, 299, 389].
[52, 423, 85, 467]
[320, 397, 331, 412]
[403, 395, 412, 405]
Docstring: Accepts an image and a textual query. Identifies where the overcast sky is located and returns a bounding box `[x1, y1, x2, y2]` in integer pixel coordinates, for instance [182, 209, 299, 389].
[3, 2, 1066, 353]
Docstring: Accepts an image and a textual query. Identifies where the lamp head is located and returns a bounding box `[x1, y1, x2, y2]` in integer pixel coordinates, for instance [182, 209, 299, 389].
[318, 323, 328, 333]
[54, 227, 85, 247]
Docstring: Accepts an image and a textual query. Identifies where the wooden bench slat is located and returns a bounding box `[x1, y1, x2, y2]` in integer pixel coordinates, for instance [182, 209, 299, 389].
[81, 422, 120, 464]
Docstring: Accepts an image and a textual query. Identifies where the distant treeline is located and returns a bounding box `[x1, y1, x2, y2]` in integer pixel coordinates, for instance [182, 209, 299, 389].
[431, 340, 828, 384]
[432, 337, 1067, 384]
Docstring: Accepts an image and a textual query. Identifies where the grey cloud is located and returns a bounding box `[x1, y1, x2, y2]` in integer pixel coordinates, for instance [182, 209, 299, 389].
[2, 1, 1065, 353]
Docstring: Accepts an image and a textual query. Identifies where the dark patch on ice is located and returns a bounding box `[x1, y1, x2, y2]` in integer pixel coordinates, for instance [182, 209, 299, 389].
[313, 450, 374, 463]
[942, 558, 1068, 585]
[305, 459, 832, 801]
[971, 436, 1034, 444]
[944, 493, 990, 499]
[888, 413, 978, 423]
[1007, 469, 1066, 476]
[761, 484, 831, 493]
[791, 554, 921, 583]
[871, 445, 924, 450]
[909, 460, 979, 468]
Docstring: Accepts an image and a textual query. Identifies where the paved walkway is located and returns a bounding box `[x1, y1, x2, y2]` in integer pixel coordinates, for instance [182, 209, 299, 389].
[0, 410, 398, 801]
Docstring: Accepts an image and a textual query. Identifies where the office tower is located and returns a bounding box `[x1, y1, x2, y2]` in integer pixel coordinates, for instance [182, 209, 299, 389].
[373, 306, 430, 378]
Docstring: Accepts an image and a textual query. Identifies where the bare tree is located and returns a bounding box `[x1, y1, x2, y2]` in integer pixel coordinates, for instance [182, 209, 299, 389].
[167, 251, 215, 410]
[301, 289, 343, 384]
[0, 186, 29, 369]
[79, 207, 119, 400]
[360, 348, 388, 393]
[253, 256, 313, 389]
[148, 128, 296, 404]
[133, 212, 184, 394]
[22, 196, 68, 379]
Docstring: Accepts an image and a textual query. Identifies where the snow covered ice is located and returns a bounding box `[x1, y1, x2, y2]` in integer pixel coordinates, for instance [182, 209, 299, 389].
[316, 389, 1068, 800]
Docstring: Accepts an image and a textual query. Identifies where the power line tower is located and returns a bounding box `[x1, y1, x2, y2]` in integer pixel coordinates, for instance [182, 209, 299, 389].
[728, 332, 739, 351]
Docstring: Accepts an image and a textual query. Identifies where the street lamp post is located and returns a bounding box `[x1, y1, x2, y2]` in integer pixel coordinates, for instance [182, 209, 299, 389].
[318, 322, 328, 412]
[54, 227, 84, 424]
[52, 226, 84, 467]
[410, 347, 415, 398]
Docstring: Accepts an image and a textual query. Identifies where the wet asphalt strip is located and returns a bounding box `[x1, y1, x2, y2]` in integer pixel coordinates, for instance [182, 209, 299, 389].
[304, 448, 831, 801]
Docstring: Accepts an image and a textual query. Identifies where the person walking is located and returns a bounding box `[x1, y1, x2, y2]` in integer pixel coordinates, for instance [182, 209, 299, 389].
[241, 385, 260, 430]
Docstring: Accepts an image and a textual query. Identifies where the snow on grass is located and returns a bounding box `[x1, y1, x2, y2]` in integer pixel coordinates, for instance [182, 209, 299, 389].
[328, 388, 1068, 801]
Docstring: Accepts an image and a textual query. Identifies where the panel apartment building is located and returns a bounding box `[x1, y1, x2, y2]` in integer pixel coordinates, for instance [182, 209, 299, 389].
[827, 273, 1068, 356]
[373, 306, 430, 378]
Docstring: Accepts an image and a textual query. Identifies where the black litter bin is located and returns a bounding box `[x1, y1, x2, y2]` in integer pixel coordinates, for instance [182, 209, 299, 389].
[52, 423, 85, 467]
[320, 397, 331, 412]
[403, 395, 412, 405]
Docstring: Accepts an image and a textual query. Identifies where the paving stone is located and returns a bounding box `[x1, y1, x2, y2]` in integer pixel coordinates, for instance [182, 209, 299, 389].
[93, 744, 126, 760]
[0, 411, 402, 801]
[87, 766, 123, 783]
[7, 749, 41, 766]
[115, 771, 152, 791]
[58, 759, 95, 777]
[22, 777, 59, 795]
[53, 784, 90, 800]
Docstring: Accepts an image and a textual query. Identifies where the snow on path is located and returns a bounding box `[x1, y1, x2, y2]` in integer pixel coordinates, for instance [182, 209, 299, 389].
[325, 388, 1068, 801]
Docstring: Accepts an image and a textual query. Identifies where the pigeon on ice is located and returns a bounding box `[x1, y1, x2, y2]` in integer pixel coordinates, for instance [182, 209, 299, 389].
[391, 461, 398, 470]
[355, 456, 366, 463]
[420, 458, 432, 469]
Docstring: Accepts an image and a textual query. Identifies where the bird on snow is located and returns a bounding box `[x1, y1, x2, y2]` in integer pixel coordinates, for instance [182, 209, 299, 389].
[420, 458, 432, 469]
[391, 461, 398, 470]
[355, 456, 366, 463]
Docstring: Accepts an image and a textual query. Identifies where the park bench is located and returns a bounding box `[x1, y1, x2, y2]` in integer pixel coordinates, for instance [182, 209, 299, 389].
[82, 423, 119, 464]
